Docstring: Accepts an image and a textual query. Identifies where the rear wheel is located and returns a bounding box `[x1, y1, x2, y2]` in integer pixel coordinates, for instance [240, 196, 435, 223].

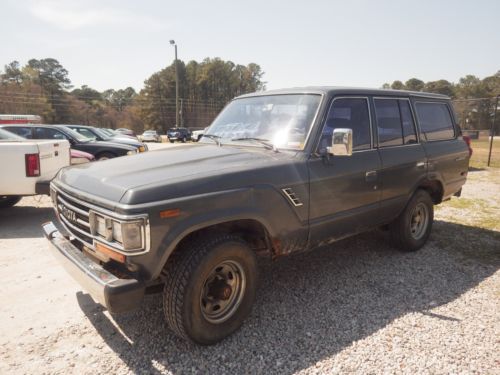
[181, 136, 187, 143]
[169, 139, 174, 143]
[389, 189, 434, 252]
[162, 233, 258, 345]
[0, 195, 22, 208]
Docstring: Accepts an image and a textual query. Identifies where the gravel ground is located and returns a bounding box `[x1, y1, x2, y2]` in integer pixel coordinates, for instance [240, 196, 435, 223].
[0, 166, 498, 374]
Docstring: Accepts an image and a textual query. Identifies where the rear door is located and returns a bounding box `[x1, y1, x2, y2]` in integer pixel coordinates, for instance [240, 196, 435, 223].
[372, 97, 427, 222]
[308, 96, 382, 246]
[413, 100, 469, 198]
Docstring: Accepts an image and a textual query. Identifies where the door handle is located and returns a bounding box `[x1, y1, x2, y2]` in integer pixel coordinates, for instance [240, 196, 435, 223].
[416, 161, 426, 169]
[365, 170, 377, 182]
[455, 156, 466, 162]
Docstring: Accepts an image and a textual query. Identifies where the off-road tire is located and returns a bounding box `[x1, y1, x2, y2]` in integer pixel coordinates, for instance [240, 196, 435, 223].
[389, 189, 434, 252]
[169, 139, 174, 143]
[0, 195, 22, 208]
[162, 233, 258, 345]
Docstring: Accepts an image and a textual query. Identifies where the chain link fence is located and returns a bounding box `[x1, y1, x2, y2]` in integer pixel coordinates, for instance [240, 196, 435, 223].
[452, 97, 499, 168]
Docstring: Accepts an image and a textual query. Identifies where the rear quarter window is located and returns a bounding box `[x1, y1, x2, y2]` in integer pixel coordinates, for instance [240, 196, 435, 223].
[415, 102, 455, 141]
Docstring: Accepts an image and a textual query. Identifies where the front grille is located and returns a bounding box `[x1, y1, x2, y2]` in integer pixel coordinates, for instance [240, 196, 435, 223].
[54, 188, 94, 248]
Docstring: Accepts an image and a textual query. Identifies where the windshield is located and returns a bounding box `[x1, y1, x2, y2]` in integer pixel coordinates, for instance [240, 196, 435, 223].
[101, 128, 115, 136]
[200, 94, 321, 150]
[61, 127, 91, 142]
[0, 128, 25, 141]
[92, 127, 112, 140]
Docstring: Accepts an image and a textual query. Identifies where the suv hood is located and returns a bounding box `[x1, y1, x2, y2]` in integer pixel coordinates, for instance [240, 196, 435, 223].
[56, 144, 295, 204]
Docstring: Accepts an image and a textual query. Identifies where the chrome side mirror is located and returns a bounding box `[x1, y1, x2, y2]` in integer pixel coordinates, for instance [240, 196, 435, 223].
[327, 128, 353, 156]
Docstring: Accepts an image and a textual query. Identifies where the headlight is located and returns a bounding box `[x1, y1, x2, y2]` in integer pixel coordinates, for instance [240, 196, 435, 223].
[90, 212, 148, 253]
[127, 150, 137, 155]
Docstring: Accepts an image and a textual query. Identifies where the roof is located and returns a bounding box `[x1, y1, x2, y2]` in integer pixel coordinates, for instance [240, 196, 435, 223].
[236, 86, 449, 100]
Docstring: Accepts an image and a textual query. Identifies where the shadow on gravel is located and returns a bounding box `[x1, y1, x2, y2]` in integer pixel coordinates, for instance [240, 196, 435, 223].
[78, 220, 499, 374]
[0, 205, 56, 239]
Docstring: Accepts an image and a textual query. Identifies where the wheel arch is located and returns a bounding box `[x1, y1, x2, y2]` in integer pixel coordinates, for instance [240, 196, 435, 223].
[154, 216, 275, 279]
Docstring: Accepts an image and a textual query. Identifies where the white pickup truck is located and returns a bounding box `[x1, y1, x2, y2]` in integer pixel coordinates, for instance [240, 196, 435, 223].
[0, 128, 71, 208]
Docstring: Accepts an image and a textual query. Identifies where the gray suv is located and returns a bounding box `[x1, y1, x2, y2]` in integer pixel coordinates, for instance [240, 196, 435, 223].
[43, 87, 470, 345]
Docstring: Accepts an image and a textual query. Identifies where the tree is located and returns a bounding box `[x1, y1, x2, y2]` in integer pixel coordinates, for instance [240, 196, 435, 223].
[423, 80, 456, 97]
[405, 78, 425, 91]
[1, 61, 24, 84]
[390, 80, 405, 90]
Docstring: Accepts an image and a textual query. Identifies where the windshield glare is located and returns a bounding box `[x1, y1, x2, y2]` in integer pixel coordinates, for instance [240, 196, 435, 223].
[92, 128, 111, 140]
[201, 94, 321, 150]
[63, 127, 90, 142]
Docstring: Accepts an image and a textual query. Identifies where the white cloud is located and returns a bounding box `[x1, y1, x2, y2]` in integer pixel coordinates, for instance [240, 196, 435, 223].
[28, 1, 167, 31]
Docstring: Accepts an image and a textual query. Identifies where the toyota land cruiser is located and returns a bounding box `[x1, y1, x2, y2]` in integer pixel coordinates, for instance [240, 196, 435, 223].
[43, 87, 470, 345]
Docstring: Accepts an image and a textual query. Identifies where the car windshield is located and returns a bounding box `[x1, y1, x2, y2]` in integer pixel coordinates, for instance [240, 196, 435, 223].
[200, 94, 322, 150]
[60, 126, 91, 142]
[101, 129, 115, 136]
[0, 128, 25, 141]
[144, 130, 156, 134]
[92, 127, 112, 140]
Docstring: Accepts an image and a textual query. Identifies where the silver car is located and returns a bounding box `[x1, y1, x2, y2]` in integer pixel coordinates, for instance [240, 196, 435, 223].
[141, 130, 161, 142]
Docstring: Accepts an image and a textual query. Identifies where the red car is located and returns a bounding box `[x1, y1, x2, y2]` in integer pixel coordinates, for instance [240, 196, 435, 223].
[70, 149, 94, 164]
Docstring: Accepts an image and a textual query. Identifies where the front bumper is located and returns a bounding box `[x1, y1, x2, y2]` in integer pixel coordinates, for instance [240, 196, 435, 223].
[42, 221, 145, 313]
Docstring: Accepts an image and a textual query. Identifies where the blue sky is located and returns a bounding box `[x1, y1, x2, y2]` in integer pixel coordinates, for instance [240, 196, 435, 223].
[1, 0, 498, 92]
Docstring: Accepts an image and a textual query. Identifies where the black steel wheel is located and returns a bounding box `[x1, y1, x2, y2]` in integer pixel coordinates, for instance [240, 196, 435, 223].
[389, 189, 434, 252]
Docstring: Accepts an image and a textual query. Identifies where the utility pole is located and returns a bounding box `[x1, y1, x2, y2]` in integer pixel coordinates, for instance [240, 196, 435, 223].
[170, 40, 179, 128]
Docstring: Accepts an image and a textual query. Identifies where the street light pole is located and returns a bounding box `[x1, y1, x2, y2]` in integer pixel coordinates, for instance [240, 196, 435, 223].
[169, 40, 179, 128]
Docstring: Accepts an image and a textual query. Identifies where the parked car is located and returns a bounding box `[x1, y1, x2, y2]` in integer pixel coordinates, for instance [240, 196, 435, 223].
[43, 87, 470, 345]
[0, 128, 70, 207]
[0, 124, 139, 161]
[191, 127, 208, 142]
[100, 128, 135, 139]
[64, 125, 147, 152]
[70, 149, 95, 165]
[167, 127, 191, 143]
[115, 128, 137, 138]
[141, 130, 161, 143]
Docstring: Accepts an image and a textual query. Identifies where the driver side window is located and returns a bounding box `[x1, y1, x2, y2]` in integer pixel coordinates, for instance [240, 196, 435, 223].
[318, 97, 372, 153]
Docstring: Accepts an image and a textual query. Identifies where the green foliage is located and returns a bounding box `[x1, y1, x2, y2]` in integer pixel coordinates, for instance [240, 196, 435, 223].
[138, 58, 265, 132]
[405, 78, 425, 91]
[390, 80, 405, 90]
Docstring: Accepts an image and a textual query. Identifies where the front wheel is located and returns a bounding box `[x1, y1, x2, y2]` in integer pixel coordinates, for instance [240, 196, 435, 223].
[389, 189, 434, 252]
[169, 139, 174, 143]
[162, 234, 258, 345]
[0, 195, 22, 208]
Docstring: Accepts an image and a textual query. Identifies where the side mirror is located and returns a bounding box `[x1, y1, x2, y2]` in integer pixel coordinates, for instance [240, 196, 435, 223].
[327, 128, 353, 156]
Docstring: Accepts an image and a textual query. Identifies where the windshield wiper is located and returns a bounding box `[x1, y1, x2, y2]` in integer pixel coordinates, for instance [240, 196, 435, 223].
[231, 137, 278, 152]
[202, 133, 222, 146]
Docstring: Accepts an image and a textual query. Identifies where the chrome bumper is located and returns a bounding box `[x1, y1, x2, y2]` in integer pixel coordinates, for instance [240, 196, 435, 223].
[42, 221, 144, 313]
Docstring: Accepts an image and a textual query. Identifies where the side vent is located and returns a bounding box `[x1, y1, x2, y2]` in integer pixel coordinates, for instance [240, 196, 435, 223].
[282, 188, 303, 207]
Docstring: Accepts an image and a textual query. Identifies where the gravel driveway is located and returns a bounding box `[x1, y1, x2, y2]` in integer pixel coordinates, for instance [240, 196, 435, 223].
[0, 168, 498, 374]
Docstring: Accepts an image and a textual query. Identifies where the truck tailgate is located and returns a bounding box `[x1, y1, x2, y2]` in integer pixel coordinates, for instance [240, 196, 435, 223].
[0, 140, 70, 195]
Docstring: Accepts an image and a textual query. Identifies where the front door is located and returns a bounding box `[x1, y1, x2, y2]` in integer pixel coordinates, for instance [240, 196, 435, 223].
[308, 96, 382, 247]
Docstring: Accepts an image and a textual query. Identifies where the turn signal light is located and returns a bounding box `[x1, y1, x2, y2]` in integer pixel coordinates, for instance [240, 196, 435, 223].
[95, 242, 126, 263]
[25, 153, 40, 177]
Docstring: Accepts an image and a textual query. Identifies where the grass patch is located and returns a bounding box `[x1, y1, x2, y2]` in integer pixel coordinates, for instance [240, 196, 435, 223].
[469, 139, 500, 168]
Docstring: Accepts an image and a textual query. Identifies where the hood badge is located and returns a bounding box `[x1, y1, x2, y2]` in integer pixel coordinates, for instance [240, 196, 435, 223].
[282, 188, 303, 207]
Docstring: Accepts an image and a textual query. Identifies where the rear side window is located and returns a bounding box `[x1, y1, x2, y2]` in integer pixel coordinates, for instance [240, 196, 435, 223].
[415, 102, 455, 141]
[374, 99, 403, 147]
[374, 98, 417, 147]
[4, 127, 33, 139]
[399, 100, 417, 144]
[320, 97, 371, 152]
[34, 127, 68, 140]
